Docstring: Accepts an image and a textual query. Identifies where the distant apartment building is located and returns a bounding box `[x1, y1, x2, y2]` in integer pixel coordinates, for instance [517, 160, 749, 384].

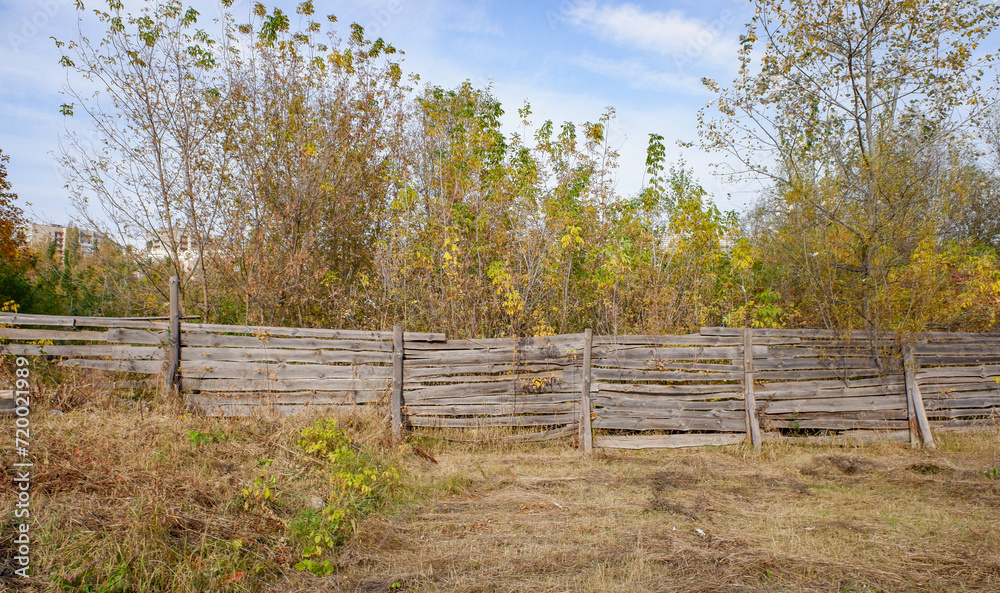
[147, 228, 201, 272]
[25, 223, 104, 260]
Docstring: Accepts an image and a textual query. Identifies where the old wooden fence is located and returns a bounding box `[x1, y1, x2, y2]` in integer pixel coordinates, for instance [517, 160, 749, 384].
[2, 311, 998, 450]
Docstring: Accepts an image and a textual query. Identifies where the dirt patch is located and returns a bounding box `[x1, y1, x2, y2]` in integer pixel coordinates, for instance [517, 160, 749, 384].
[801, 454, 877, 476]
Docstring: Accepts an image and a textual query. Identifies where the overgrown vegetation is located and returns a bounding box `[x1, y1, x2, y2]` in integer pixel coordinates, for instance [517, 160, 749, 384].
[2, 0, 997, 336]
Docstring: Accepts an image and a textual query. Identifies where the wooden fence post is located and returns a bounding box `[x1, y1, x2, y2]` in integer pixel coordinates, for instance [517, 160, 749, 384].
[904, 344, 935, 450]
[391, 324, 404, 441]
[164, 276, 181, 396]
[743, 327, 762, 450]
[579, 328, 594, 452]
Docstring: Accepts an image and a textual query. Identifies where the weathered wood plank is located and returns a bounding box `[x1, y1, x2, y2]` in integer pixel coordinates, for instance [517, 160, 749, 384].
[916, 365, 1000, 380]
[762, 395, 907, 414]
[404, 402, 575, 416]
[593, 416, 746, 431]
[593, 396, 745, 411]
[403, 369, 575, 385]
[403, 380, 578, 400]
[406, 414, 576, 428]
[580, 328, 594, 453]
[180, 332, 392, 350]
[188, 392, 382, 405]
[0, 313, 170, 329]
[592, 383, 744, 397]
[754, 368, 886, 381]
[180, 361, 392, 380]
[756, 383, 906, 400]
[401, 392, 580, 405]
[58, 359, 163, 374]
[107, 328, 170, 345]
[593, 346, 753, 361]
[0, 328, 110, 342]
[392, 325, 404, 440]
[591, 368, 744, 382]
[594, 334, 742, 346]
[744, 327, 761, 449]
[595, 433, 746, 449]
[760, 376, 904, 391]
[181, 377, 390, 392]
[403, 335, 583, 351]
[0, 344, 164, 359]
[403, 351, 579, 365]
[180, 321, 444, 342]
[404, 363, 570, 378]
[181, 347, 391, 365]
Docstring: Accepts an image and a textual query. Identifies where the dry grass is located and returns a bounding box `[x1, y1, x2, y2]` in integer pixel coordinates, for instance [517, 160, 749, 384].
[1, 367, 999, 592]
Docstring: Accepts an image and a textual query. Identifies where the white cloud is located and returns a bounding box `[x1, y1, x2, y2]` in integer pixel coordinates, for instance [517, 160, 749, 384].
[566, 1, 736, 66]
[569, 53, 709, 95]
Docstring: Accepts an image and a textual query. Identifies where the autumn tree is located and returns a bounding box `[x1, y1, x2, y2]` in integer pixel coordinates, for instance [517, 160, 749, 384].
[0, 148, 26, 261]
[58, 1, 407, 326]
[700, 0, 1000, 331]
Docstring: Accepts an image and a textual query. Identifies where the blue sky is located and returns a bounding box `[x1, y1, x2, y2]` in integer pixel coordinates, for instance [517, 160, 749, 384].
[0, 0, 756, 226]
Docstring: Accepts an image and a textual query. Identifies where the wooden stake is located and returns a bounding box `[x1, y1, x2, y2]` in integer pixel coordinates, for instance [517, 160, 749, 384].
[164, 276, 181, 396]
[904, 344, 936, 449]
[579, 328, 594, 452]
[743, 327, 761, 450]
[391, 324, 404, 441]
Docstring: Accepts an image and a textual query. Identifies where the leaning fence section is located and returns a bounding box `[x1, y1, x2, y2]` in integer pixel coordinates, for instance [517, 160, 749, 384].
[0, 313, 169, 378]
[401, 335, 582, 438]
[588, 333, 749, 449]
[914, 332, 1000, 429]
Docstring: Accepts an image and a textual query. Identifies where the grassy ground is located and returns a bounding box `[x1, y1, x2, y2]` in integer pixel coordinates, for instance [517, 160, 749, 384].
[1, 373, 999, 592]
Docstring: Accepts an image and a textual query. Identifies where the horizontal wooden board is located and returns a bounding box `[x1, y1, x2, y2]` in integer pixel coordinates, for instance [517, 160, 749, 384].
[107, 328, 169, 345]
[181, 361, 392, 381]
[913, 343, 1000, 355]
[404, 335, 583, 351]
[181, 347, 391, 365]
[759, 376, 904, 391]
[914, 356, 1000, 366]
[701, 327, 899, 340]
[180, 333, 393, 350]
[595, 433, 745, 449]
[403, 369, 574, 386]
[756, 382, 905, 400]
[0, 344, 164, 359]
[406, 414, 576, 428]
[403, 402, 575, 417]
[402, 392, 579, 406]
[593, 396, 745, 412]
[180, 322, 444, 342]
[594, 346, 754, 361]
[594, 334, 742, 346]
[761, 395, 906, 414]
[592, 368, 743, 382]
[0, 313, 170, 329]
[188, 392, 382, 405]
[404, 351, 579, 365]
[405, 363, 575, 379]
[0, 328, 110, 342]
[403, 380, 578, 400]
[754, 368, 886, 381]
[57, 359, 164, 374]
[764, 418, 907, 430]
[590, 360, 744, 372]
[180, 377, 389, 393]
[753, 357, 882, 371]
[593, 416, 745, 431]
[592, 382, 743, 396]
[917, 365, 1000, 380]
